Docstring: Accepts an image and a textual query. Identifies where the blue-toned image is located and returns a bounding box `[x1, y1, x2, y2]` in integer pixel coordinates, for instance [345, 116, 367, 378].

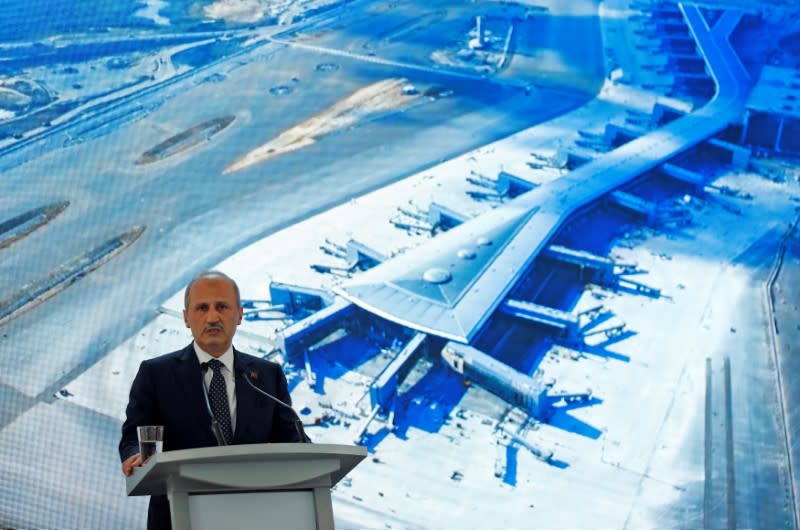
[2, 0, 800, 528]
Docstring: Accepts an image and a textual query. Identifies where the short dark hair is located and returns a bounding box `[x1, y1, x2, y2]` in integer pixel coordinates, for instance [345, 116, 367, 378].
[184, 270, 241, 309]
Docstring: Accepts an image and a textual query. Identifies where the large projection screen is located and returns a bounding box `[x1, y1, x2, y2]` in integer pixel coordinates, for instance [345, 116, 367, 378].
[2, 0, 800, 529]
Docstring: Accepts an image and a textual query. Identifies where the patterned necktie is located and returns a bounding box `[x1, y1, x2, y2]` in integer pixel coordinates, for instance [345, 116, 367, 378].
[208, 359, 233, 444]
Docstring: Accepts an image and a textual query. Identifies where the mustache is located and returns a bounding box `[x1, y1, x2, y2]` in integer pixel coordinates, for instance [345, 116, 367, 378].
[203, 324, 224, 332]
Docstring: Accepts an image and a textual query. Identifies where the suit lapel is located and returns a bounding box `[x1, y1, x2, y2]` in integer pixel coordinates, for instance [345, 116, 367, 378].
[233, 349, 258, 442]
[175, 344, 215, 435]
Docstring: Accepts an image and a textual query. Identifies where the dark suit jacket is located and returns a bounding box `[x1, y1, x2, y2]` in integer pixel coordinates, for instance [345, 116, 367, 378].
[119, 343, 301, 530]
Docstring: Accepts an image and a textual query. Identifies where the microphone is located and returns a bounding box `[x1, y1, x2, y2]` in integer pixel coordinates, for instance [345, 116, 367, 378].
[238, 369, 311, 443]
[200, 362, 227, 446]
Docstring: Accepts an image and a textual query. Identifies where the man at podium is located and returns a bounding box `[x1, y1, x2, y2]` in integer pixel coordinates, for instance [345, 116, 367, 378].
[119, 270, 304, 530]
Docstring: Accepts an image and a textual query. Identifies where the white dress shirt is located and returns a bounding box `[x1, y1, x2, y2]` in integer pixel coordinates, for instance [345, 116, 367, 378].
[194, 343, 237, 432]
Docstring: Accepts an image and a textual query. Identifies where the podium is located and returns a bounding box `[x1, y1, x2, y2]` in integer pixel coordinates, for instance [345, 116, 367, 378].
[126, 443, 367, 530]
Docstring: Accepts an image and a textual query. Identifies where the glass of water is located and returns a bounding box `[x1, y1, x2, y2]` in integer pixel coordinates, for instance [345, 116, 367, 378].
[137, 425, 164, 462]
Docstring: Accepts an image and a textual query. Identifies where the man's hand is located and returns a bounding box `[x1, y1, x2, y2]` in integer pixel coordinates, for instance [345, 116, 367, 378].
[122, 453, 143, 477]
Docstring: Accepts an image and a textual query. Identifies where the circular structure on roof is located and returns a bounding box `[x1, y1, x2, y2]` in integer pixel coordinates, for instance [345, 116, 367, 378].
[270, 85, 293, 96]
[457, 248, 476, 260]
[422, 267, 452, 284]
[476, 236, 492, 246]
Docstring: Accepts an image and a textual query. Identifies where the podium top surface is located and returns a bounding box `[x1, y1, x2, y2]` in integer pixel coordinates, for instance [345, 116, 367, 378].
[126, 443, 367, 496]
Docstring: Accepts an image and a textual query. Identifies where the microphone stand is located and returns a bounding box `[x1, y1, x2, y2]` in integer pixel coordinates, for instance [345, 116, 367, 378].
[238, 370, 311, 443]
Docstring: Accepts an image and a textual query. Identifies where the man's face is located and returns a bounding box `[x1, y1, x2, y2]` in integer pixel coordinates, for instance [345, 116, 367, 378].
[183, 277, 243, 357]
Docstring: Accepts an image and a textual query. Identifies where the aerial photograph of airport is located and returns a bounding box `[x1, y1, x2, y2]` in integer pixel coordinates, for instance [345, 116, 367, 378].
[1, 0, 800, 528]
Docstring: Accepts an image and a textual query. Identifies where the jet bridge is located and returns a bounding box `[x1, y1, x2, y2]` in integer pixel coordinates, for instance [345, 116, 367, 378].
[543, 245, 637, 276]
[542, 244, 661, 298]
[499, 299, 581, 343]
[466, 170, 538, 201]
[241, 281, 335, 321]
[312, 239, 387, 275]
[369, 332, 427, 415]
[391, 202, 469, 234]
[604, 124, 643, 147]
[499, 297, 630, 345]
[661, 162, 706, 192]
[278, 297, 356, 360]
[427, 202, 469, 231]
[497, 171, 538, 198]
[706, 137, 751, 167]
[441, 342, 592, 421]
[609, 190, 659, 223]
[652, 102, 689, 126]
[662, 158, 752, 198]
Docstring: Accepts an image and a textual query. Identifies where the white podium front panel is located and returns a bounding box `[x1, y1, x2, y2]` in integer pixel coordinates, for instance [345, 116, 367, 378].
[188, 490, 316, 530]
